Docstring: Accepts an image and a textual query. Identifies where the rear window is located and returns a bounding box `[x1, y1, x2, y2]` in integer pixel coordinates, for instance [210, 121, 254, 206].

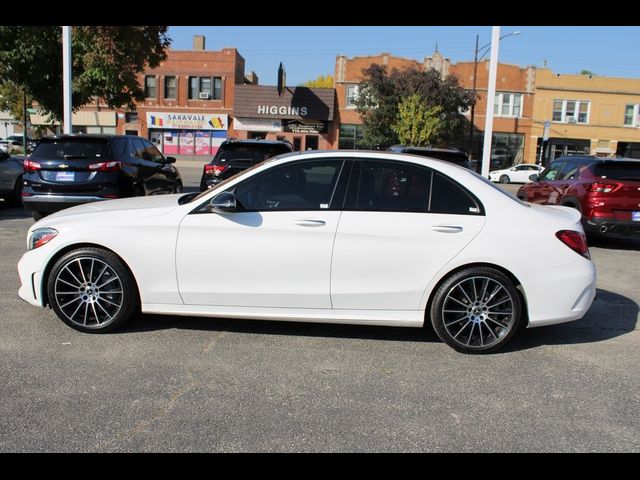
[591, 162, 640, 181]
[31, 138, 111, 160]
[215, 144, 291, 164]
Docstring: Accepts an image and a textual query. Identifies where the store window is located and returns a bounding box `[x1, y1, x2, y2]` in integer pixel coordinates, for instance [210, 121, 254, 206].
[188, 76, 222, 100]
[493, 93, 523, 118]
[125, 112, 138, 123]
[346, 85, 359, 108]
[144, 76, 156, 98]
[552, 99, 590, 124]
[339, 124, 365, 149]
[164, 76, 176, 99]
[467, 132, 524, 170]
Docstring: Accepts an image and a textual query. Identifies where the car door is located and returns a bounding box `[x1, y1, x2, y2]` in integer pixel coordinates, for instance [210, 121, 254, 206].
[526, 160, 565, 204]
[142, 139, 177, 193]
[130, 138, 162, 194]
[330, 159, 486, 311]
[176, 158, 348, 308]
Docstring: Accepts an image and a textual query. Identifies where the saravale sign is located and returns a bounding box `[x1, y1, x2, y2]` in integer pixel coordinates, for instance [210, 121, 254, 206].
[283, 120, 327, 134]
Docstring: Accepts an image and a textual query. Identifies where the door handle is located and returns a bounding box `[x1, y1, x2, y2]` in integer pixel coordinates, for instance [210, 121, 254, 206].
[431, 225, 463, 233]
[294, 219, 326, 227]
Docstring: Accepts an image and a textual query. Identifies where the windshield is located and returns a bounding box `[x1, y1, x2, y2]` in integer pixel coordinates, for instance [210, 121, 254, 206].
[591, 162, 640, 181]
[31, 139, 111, 160]
[215, 144, 291, 163]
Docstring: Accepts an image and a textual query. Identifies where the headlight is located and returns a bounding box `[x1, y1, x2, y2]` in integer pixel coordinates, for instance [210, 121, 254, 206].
[28, 228, 58, 250]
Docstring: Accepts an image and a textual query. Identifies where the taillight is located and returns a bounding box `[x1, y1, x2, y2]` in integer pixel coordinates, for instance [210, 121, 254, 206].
[23, 159, 41, 172]
[89, 161, 121, 172]
[204, 164, 229, 177]
[556, 230, 590, 259]
[589, 182, 619, 194]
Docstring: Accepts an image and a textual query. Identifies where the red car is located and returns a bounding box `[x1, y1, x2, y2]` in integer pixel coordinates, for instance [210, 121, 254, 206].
[517, 155, 640, 236]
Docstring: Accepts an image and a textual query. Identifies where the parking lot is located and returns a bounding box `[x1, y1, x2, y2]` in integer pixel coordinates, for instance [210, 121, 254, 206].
[1, 160, 639, 452]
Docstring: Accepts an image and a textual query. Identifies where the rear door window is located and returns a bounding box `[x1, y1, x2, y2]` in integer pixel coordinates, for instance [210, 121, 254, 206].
[429, 172, 482, 215]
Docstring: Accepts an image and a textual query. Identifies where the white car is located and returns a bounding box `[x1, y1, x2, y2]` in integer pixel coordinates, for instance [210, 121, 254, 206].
[0, 140, 23, 154]
[489, 164, 544, 184]
[17, 151, 597, 353]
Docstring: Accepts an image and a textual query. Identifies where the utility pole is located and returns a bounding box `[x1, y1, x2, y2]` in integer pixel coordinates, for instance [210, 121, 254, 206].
[22, 90, 27, 155]
[62, 26, 72, 134]
[481, 26, 500, 178]
[468, 35, 479, 162]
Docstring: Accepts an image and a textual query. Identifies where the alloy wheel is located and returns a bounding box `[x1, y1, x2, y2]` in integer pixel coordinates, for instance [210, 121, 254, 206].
[53, 257, 124, 329]
[441, 276, 516, 350]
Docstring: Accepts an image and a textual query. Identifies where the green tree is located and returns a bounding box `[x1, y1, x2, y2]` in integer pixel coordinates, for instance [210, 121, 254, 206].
[0, 26, 171, 121]
[392, 95, 443, 147]
[579, 69, 597, 75]
[0, 81, 33, 124]
[301, 74, 334, 88]
[354, 64, 475, 149]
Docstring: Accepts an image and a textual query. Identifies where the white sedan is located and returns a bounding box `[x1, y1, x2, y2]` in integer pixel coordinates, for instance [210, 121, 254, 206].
[489, 163, 544, 184]
[17, 151, 596, 353]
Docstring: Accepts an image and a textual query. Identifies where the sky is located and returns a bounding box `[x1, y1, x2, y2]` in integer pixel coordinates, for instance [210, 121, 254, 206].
[167, 26, 640, 86]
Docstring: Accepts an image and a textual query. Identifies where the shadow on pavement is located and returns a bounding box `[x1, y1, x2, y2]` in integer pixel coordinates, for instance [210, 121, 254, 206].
[588, 234, 640, 251]
[117, 288, 637, 353]
[0, 201, 31, 220]
[505, 288, 638, 352]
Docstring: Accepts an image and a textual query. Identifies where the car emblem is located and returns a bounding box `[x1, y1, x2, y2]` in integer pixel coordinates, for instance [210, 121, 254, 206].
[59, 164, 69, 169]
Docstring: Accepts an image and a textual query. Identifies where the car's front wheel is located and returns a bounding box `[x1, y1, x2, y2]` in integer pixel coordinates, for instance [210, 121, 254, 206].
[47, 247, 139, 333]
[430, 267, 522, 354]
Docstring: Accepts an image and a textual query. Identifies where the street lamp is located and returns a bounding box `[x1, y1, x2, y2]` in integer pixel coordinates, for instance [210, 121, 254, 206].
[468, 31, 521, 163]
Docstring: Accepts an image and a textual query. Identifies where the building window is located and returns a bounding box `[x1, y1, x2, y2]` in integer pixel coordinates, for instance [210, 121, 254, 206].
[144, 76, 156, 98]
[125, 112, 138, 123]
[552, 100, 590, 124]
[346, 85, 360, 109]
[493, 93, 523, 118]
[164, 76, 176, 99]
[624, 104, 640, 127]
[339, 123, 365, 149]
[188, 76, 222, 100]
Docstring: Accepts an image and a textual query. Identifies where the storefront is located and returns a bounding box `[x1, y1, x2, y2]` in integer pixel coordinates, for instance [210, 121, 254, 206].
[233, 85, 336, 150]
[145, 112, 229, 156]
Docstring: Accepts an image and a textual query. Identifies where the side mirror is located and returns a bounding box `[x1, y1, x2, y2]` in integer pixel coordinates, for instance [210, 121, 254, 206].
[528, 174, 538, 182]
[208, 192, 237, 214]
[164, 156, 176, 164]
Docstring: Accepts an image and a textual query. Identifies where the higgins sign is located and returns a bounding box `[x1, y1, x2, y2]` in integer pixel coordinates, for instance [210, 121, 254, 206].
[256, 105, 309, 116]
[146, 113, 228, 130]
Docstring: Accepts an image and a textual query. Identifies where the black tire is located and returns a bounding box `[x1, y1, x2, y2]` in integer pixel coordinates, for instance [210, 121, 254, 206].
[499, 175, 510, 184]
[174, 181, 183, 193]
[32, 210, 46, 221]
[7, 175, 23, 206]
[430, 267, 522, 354]
[47, 247, 139, 333]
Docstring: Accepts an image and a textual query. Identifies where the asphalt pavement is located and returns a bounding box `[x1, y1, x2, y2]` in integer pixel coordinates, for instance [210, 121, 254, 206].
[0, 165, 638, 452]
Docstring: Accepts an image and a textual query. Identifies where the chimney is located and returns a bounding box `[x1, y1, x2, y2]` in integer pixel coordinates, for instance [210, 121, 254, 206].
[193, 35, 205, 51]
[244, 71, 259, 85]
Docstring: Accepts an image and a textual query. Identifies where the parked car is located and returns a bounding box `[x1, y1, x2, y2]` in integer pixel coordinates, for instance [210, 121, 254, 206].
[200, 138, 293, 191]
[18, 150, 596, 354]
[0, 139, 24, 154]
[0, 149, 23, 206]
[386, 146, 473, 170]
[22, 134, 183, 220]
[489, 163, 544, 184]
[517, 155, 640, 237]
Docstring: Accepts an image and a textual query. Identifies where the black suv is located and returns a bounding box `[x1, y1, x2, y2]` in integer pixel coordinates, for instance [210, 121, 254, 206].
[386, 146, 473, 170]
[23, 134, 182, 220]
[200, 138, 293, 191]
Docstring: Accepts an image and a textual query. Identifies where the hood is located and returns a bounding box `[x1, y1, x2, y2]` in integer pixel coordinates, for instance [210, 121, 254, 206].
[35, 194, 184, 229]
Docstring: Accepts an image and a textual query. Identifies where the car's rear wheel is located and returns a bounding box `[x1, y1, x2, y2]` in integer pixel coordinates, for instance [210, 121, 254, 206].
[47, 247, 139, 333]
[430, 267, 522, 354]
[174, 181, 183, 193]
[499, 175, 510, 184]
